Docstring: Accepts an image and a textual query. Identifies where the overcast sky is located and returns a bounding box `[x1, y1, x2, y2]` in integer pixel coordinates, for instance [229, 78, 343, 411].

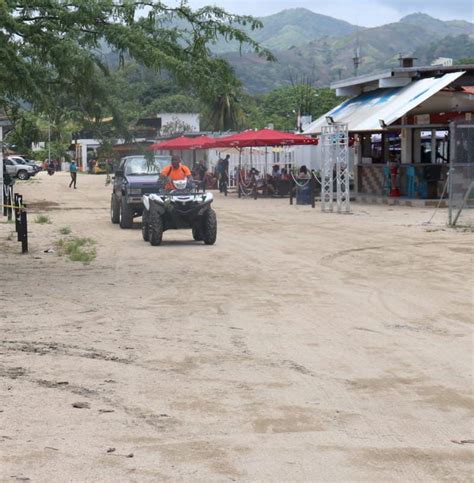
[176, 0, 473, 27]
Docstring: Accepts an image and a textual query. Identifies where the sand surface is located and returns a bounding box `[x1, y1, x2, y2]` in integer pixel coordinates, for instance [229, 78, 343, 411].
[1, 172, 473, 481]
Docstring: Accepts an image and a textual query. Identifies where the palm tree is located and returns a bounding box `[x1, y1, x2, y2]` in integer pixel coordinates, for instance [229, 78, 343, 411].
[201, 60, 245, 132]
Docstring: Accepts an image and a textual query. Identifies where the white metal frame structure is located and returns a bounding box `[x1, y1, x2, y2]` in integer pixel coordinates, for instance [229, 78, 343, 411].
[448, 121, 474, 226]
[321, 123, 350, 213]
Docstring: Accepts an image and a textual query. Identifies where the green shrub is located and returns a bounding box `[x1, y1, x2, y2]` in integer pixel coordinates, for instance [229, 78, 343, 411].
[59, 226, 71, 235]
[57, 237, 96, 264]
[35, 214, 51, 224]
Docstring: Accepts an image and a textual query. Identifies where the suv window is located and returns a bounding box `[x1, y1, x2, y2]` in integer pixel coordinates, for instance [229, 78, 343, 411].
[124, 156, 169, 176]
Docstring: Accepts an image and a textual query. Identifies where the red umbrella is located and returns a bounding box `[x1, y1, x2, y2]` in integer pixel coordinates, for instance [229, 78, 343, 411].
[213, 128, 317, 148]
[150, 136, 192, 151]
[187, 135, 218, 149]
[150, 135, 219, 151]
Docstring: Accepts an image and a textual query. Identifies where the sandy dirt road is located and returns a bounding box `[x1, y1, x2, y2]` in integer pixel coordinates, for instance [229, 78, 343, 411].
[0, 172, 473, 481]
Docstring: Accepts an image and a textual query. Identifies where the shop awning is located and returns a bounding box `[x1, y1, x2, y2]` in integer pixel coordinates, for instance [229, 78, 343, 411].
[304, 71, 464, 134]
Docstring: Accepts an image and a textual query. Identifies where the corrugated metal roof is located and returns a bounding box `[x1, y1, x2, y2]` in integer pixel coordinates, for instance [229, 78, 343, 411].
[305, 72, 464, 134]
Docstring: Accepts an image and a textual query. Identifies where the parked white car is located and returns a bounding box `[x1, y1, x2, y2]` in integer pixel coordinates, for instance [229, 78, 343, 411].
[3, 157, 37, 180]
[8, 155, 42, 173]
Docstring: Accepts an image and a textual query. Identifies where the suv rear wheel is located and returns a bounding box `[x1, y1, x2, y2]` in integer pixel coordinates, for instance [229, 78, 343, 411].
[142, 209, 150, 241]
[119, 197, 133, 229]
[110, 195, 120, 224]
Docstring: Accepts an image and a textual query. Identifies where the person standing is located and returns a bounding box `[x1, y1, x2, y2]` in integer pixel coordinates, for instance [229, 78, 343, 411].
[217, 154, 230, 193]
[69, 160, 78, 189]
[197, 159, 207, 180]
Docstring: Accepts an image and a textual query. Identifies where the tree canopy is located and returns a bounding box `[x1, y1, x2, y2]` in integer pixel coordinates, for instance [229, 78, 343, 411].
[0, 0, 272, 115]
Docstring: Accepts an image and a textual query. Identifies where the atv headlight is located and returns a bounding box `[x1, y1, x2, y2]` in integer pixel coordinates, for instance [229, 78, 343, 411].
[172, 179, 187, 190]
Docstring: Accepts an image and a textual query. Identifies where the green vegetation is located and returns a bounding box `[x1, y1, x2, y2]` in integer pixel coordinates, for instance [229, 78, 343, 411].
[35, 215, 51, 225]
[414, 35, 474, 66]
[59, 226, 72, 235]
[243, 85, 340, 130]
[57, 237, 97, 264]
[0, 0, 272, 155]
[456, 58, 474, 65]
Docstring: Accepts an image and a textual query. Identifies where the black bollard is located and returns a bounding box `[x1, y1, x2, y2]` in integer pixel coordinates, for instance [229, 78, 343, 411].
[311, 174, 316, 209]
[16, 194, 23, 241]
[7, 186, 13, 221]
[2, 186, 6, 217]
[20, 206, 28, 253]
[289, 177, 294, 205]
[14, 193, 20, 233]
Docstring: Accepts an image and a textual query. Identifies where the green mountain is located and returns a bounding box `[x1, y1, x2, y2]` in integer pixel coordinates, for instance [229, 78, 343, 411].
[399, 13, 474, 37]
[244, 8, 357, 50]
[210, 8, 358, 53]
[223, 13, 474, 93]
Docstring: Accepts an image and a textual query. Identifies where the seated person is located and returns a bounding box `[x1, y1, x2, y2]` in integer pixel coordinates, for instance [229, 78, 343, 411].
[160, 155, 192, 190]
[249, 167, 260, 178]
[298, 165, 310, 179]
[271, 164, 281, 179]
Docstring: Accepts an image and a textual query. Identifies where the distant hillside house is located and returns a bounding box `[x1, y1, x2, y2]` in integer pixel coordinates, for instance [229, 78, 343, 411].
[135, 113, 200, 139]
[157, 113, 200, 136]
[432, 57, 454, 67]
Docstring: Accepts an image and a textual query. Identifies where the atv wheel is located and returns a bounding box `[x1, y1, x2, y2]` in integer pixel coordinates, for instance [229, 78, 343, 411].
[142, 209, 150, 241]
[119, 197, 133, 229]
[111, 195, 120, 224]
[149, 210, 163, 246]
[192, 225, 203, 241]
[202, 208, 217, 245]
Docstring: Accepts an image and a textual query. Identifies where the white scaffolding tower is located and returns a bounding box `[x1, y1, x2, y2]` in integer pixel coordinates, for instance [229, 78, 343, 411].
[321, 123, 350, 213]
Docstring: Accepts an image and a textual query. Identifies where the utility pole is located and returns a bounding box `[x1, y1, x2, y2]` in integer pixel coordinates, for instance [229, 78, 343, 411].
[48, 118, 51, 165]
[353, 26, 361, 77]
[0, 125, 3, 215]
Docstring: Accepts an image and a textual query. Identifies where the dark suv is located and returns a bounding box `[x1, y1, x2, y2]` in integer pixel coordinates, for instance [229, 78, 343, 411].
[110, 155, 171, 228]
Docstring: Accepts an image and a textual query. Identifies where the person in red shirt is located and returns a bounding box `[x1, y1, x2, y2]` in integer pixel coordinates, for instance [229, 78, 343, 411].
[160, 155, 192, 190]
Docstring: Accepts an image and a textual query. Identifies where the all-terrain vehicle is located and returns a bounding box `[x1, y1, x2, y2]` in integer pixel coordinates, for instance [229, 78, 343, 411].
[110, 155, 171, 228]
[142, 178, 217, 246]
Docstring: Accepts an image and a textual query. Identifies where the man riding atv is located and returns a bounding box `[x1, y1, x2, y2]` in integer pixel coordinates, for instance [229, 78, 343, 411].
[142, 155, 217, 246]
[161, 155, 192, 190]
